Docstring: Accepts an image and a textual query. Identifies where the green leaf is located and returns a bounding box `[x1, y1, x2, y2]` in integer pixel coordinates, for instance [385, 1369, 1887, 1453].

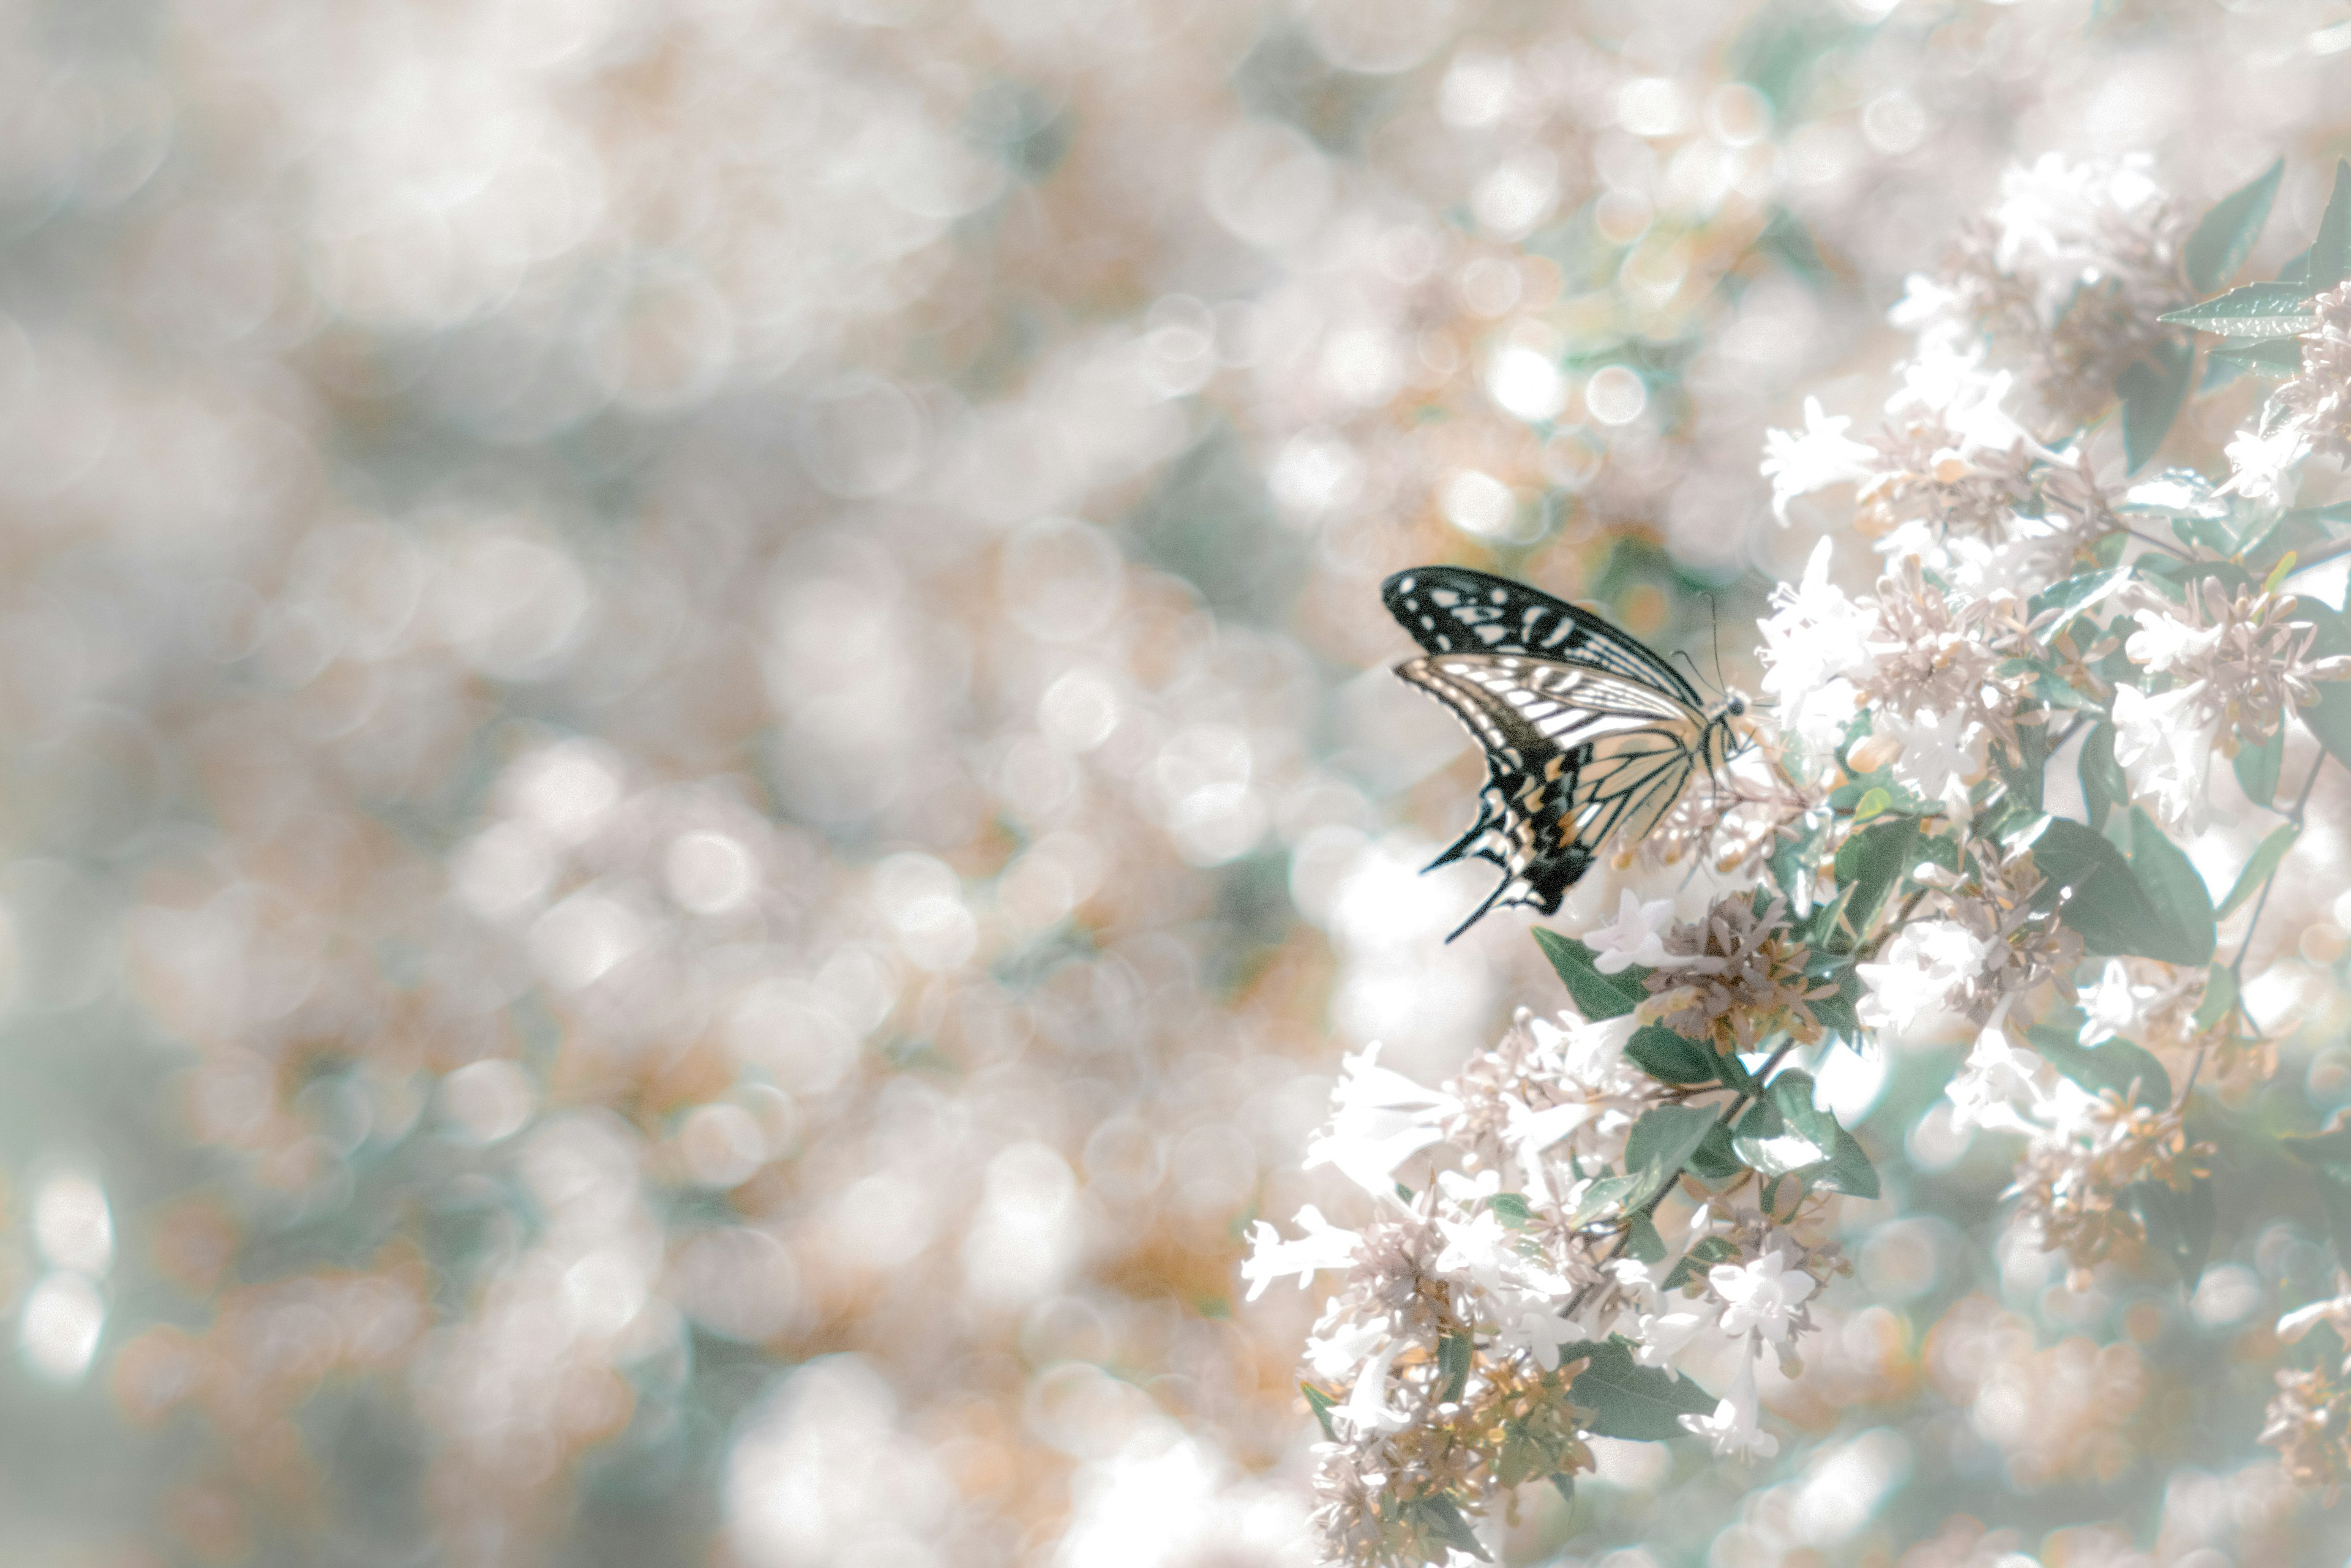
[1625, 1024, 1720, 1086]
[1830, 814, 1919, 951]
[2080, 721, 2128, 833]
[2027, 1019, 2173, 1109]
[2206, 336, 2304, 379]
[1733, 1070, 1837, 1176]
[1406, 1493, 1491, 1562]
[1559, 1337, 1718, 1439]
[2234, 728, 2284, 806]
[2117, 339, 2195, 474]
[1568, 1171, 1642, 1227]
[1807, 1127, 1880, 1199]
[2185, 157, 2284, 293]
[1851, 786, 1892, 821]
[2128, 1177, 2215, 1285]
[1621, 1104, 1718, 1207]
[1303, 1381, 1338, 1441]
[2218, 821, 2299, 920]
[2126, 807, 2218, 964]
[2281, 1128, 2351, 1269]
[1685, 1122, 1744, 1183]
[2193, 965, 2239, 1033]
[2159, 281, 2318, 337]
[1489, 1191, 1535, 1228]
[2313, 157, 2351, 294]
[1439, 1332, 1475, 1402]
[1623, 1211, 1667, 1263]
[1534, 929, 1648, 1021]
[1549, 1473, 1576, 1507]
[1809, 965, 1862, 1039]
[2297, 599, 2351, 772]
[2029, 565, 2132, 624]
[2023, 815, 2207, 964]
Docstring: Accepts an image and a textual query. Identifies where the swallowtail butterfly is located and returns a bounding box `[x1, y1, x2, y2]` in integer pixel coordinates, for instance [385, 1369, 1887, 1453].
[1383, 566, 1748, 939]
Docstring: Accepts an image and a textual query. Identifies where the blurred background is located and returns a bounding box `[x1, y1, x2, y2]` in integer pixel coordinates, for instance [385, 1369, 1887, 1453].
[4, 0, 2351, 1564]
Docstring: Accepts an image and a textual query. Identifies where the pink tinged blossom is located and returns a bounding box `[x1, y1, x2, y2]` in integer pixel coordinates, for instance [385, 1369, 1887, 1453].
[1240, 1206, 1362, 1301]
[1709, 1250, 1818, 1346]
[1333, 1338, 1413, 1438]
[2109, 683, 2219, 836]
[1586, 889, 1678, 973]
[1679, 1349, 1778, 1460]
[1760, 397, 1881, 523]
[1302, 1041, 1461, 1196]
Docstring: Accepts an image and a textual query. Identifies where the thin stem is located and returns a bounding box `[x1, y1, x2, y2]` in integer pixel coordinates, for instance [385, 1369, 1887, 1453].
[2229, 749, 2330, 979]
[2118, 523, 2192, 561]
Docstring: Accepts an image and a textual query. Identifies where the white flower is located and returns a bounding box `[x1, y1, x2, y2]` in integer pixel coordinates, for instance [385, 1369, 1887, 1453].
[1679, 1348, 1778, 1460]
[1302, 1041, 1461, 1196]
[1632, 1307, 1708, 1368]
[1490, 1291, 1573, 1371]
[1305, 1313, 1394, 1381]
[1856, 918, 1990, 1042]
[1876, 707, 1987, 806]
[2217, 421, 2308, 504]
[1529, 1011, 1648, 1102]
[1944, 1025, 2047, 1135]
[1240, 1206, 1363, 1300]
[1758, 539, 1879, 769]
[1990, 153, 2165, 319]
[2080, 959, 2158, 1045]
[1710, 1250, 1819, 1347]
[1586, 889, 1678, 973]
[1761, 397, 1881, 522]
[1333, 1338, 1413, 1438]
[1889, 340, 2033, 457]
[2110, 681, 2219, 836]
[2124, 608, 2224, 677]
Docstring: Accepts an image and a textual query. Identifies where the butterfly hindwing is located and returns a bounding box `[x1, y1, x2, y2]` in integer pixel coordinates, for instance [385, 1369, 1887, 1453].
[1382, 566, 1703, 707]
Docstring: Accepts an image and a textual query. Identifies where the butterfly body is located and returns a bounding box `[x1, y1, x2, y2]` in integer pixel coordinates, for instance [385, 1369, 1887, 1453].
[1382, 566, 1745, 938]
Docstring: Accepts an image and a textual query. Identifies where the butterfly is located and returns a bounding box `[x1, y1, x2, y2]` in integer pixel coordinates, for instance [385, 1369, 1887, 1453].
[1382, 565, 1749, 939]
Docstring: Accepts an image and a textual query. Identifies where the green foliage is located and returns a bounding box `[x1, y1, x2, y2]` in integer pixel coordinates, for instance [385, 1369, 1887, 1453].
[2124, 808, 2218, 964]
[2023, 815, 2211, 964]
[2026, 1018, 2173, 1109]
[1403, 1493, 1491, 1562]
[1488, 1191, 1536, 1228]
[2233, 730, 2284, 806]
[2297, 599, 2351, 772]
[1624, 1211, 1667, 1262]
[2194, 966, 2240, 1032]
[2219, 822, 2300, 918]
[1439, 1333, 1475, 1402]
[2281, 1128, 2351, 1267]
[2206, 337, 2303, 378]
[1625, 1024, 1720, 1086]
[2128, 1177, 2215, 1286]
[1828, 814, 1919, 952]
[2117, 339, 2194, 473]
[2311, 157, 2351, 293]
[1534, 929, 1648, 1019]
[2081, 722, 2128, 831]
[2183, 157, 2283, 293]
[1558, 1338, 1717, 1439]
[1810, 1127, 1881, 1199]
[1732, 1070, 1838, 1176]
[1303, 1381, 1339, 1440]
[1661, 1234, 1740, 1291]
[2159, 281, 2317, 337]
[1622, 1105, 1720, 1207]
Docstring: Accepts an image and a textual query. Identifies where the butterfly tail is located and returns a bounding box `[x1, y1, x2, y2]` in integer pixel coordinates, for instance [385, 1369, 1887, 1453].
[1444, 873, 1516, 942]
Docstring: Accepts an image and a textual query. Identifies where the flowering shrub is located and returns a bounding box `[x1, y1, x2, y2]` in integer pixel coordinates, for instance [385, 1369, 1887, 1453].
[1252, 153, 2351, 1562]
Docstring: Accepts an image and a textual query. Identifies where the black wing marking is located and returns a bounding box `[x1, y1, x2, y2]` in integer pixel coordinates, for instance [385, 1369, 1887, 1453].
[1382, 566, 1703, 707]
[1398, 653, 1709, 939]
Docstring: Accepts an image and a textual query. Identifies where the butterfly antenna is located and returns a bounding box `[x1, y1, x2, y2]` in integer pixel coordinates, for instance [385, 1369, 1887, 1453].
[1672, 647, 1715, 697]
[1704, 593, 1729, 693]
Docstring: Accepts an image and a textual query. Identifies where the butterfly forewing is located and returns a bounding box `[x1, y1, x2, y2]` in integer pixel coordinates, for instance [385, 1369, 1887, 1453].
[1382, 566, 1702, 706]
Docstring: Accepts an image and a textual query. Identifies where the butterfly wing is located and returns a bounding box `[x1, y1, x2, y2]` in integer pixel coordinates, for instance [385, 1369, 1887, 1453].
[1382, 566, 1703, 707]
[1397, 653, 1707, 938]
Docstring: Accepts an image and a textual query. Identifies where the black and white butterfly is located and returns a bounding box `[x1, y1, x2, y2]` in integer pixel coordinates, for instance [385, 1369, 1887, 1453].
[1383, 565, 1749, 939]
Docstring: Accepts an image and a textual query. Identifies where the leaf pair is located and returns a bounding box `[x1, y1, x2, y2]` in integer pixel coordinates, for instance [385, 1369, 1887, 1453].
[2017, 812, 2215, 965]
